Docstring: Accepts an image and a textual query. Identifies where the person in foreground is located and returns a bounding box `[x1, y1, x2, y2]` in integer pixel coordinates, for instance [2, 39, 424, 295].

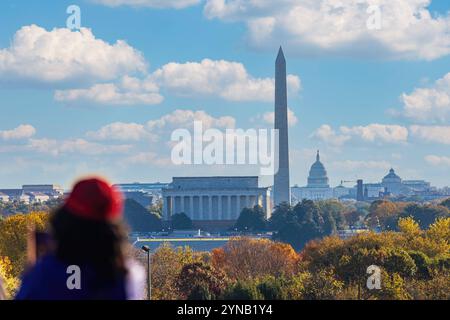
[16, 177, 145, 300]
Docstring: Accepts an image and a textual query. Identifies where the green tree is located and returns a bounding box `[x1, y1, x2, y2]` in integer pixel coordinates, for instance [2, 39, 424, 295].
[440, 198, 450, 210]
[316, 200, 347, 229]
[399, 204, 449, 230]
[256, 277, 287, 300]
[234, 206, 266, 232]
[222, 280, 262, 300]
[272, 200, 341, 250]
[269, 202, 293, 230]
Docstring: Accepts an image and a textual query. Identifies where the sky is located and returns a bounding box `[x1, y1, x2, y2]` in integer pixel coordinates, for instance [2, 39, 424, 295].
[0, 0, 449, 189]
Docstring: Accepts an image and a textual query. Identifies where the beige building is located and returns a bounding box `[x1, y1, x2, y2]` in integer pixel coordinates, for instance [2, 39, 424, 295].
[162, 176, 271, 230]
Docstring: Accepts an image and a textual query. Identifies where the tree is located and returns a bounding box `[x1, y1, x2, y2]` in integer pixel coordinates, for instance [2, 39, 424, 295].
[222, 281, 262, 300]
[426, 217, 450, 243]
[0, 198, 63, 216]
[269, 202, 293, 230]
[301, 269, 344, 300]
[399, 204, 449, 230]
[0, 212, 48, 277]
[171, 213, 193, 230]
[211, 238, 299, 281]
[274, 220, 303, 250]
[440, 198, 450, 210]
[144, 244, 203, 300]
[124, 199, 162, 232]
[176, 262, 229, 300]
[273, 200, 339, 250]
[234, 206, 266, 232]
[316, 200, 347, 230]
[256, 276, 287, 300]
[408, 251, 431, 279]
[149, 199, 163, 217]
[366, 200, 404, 229]
[398, 217, 421, 238]
[0, 256, 19, 299]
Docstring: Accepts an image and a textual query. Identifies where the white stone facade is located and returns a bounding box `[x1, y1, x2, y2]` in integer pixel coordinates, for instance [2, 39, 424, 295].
[162, 177, 271, 222]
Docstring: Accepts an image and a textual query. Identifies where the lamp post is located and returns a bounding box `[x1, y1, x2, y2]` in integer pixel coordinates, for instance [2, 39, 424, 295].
[141, 245, 151, 300]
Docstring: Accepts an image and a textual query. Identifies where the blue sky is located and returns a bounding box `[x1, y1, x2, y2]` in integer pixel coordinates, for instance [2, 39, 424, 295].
[0, 0, 449, 189]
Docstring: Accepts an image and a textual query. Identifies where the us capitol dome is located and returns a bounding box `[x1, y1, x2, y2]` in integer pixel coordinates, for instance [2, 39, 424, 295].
[307, 151, 330, 188]
[291, 150, 334, 201]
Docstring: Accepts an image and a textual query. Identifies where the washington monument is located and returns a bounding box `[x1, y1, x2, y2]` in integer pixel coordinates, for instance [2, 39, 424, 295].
[273, 46, 291, 206]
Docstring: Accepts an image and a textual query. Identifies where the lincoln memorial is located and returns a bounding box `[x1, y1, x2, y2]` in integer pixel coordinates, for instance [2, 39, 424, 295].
[162, 176, 271, 230]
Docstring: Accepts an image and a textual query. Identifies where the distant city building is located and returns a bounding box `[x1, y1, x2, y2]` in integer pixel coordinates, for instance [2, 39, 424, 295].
[381, 169, 405, 195]
[333, 184, 350, 199]
[0, 192, 9, 202]
[0, 189, 29, 203]
[28, 192, 50, 203]
[337, 228, 370, 240]
[291, 151, 335, 202]
[378, 168, 431, 197]
[363, 183, 384, 199]
[22, 184, 64, 197]
[402, 180, 431, 193]
[162, 176, 271, 230]
[115, 182, 169, 208]
[0, 184, 63, 204]
[115, 182, 169, 193]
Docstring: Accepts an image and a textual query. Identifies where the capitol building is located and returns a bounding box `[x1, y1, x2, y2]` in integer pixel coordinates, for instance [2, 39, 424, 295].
[291, 151, 336, 202]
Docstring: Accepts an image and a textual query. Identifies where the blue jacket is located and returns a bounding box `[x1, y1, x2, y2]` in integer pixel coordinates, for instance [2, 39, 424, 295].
[16, 254, 145, 300]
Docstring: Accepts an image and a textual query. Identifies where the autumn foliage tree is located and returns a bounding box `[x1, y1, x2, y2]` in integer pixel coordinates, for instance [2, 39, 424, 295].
[147, 244, 205, 300]
[211, 238, 299, 281]
[176, 261, 229, 300]
[0, 212, 48, 277]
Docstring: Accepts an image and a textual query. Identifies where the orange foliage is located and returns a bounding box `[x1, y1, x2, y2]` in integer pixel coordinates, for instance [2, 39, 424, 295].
[211, 237, 299, 281]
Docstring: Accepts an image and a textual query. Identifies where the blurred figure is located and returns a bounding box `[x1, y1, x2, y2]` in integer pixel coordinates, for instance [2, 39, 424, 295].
[16, 177, 145, 300]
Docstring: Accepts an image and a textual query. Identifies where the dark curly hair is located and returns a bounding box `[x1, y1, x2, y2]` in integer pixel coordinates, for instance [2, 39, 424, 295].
[50, 207, 130, 287]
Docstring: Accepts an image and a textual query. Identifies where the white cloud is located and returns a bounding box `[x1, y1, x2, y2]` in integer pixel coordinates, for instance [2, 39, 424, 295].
[151, 59, 301, 102]
[425, 155, 450, 167]
[86, 122, 154, 141]
[85, 109, 236, 142]
[204, 0, 450, 60]
[0, 25, 146, 84]
[28, 138, 131, 156]
[310, 124, 350, 147]
[55, 76, 163, 106]
[262, 108, 298, 127]
[410, 125, 450, 145]
[56, 59, 301, 105]
[400, 73, 450, 123]
[340, 124, 409, 143]
[147, 109, 236, 131]
[92, 0, 201, 9]
[0, 125, 36, 140]
[311, 123, 409, 146]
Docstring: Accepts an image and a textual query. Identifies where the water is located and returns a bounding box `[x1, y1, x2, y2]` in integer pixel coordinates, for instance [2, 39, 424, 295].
[133, 238, 230, 252]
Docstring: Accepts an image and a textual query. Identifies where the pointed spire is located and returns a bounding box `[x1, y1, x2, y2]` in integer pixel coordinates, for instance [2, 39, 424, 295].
[276, 46, 285, 63]
[316, 150, 320, 162]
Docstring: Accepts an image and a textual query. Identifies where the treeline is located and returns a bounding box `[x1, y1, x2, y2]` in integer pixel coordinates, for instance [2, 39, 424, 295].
[0, 198, 63, 217]
[234, 198, 450, 250]
[1, 210, 449, 300]
[135, 216, 449, 300]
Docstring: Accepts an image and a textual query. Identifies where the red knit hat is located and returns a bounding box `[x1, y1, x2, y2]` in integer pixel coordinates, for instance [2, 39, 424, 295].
[64, 177, 124, 222]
